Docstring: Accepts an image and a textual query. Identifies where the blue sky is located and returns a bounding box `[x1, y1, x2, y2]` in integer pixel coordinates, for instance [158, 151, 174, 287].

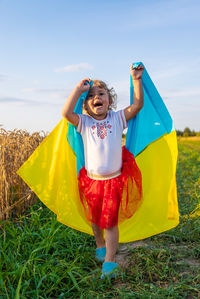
[0, 0, 200, 134]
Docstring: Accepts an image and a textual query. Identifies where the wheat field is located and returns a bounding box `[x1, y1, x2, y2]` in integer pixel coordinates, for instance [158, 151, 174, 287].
[0, 128, 48, 220]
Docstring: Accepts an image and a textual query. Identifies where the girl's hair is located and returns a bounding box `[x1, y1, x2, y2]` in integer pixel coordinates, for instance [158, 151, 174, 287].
[83, 80, 117, 114]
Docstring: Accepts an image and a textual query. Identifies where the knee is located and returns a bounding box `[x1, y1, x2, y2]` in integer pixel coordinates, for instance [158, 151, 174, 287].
[106, 225, 118, 231]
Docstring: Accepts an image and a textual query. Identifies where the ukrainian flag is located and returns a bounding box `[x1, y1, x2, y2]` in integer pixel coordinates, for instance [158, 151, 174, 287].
[16, 62, 179, 243]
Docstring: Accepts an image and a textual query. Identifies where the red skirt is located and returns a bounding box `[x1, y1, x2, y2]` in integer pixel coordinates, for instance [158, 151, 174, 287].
[78, 146, 143, 229]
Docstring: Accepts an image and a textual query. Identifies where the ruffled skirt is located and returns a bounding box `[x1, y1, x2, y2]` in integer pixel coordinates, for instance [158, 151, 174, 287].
[78, 146, 143, 229]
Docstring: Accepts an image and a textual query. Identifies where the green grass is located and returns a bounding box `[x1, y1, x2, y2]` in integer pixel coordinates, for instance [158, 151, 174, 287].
[1, 139, 200, 298]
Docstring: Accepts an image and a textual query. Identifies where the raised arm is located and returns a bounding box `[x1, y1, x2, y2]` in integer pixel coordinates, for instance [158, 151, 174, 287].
[124, 64, 144, 122]
[61, 78, 91, 127]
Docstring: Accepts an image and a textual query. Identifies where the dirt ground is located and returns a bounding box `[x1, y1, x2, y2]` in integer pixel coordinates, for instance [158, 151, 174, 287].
[116, 240, 200, 270]
[116, 240, 151, 268]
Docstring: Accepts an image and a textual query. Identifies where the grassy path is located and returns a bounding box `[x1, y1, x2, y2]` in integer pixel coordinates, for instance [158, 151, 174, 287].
[0, 139, 200, 298]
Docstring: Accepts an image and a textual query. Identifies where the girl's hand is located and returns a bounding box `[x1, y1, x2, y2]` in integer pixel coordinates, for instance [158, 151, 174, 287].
[76, 78, 91, 93]
[130, 64, 144, 80]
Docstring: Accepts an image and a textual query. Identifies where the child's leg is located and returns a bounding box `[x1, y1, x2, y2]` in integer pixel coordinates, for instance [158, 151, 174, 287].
[104, 225, 119, 262]
[92, 223, 105, 248]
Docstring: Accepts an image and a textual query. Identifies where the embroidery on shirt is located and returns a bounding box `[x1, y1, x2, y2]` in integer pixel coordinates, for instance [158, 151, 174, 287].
[92, 122, 112, 139]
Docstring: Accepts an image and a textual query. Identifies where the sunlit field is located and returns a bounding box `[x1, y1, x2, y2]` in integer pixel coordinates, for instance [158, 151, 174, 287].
[0, 131, 199, 298]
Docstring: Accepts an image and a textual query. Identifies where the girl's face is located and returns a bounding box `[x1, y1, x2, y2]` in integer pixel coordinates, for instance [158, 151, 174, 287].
[85, 86, 110, 120]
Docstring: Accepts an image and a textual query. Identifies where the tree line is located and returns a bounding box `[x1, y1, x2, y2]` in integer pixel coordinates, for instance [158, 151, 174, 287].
[176, 127, 200, 137]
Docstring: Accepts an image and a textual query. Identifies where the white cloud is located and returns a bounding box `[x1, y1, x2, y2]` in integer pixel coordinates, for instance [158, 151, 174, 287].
[21, 87, 67, 93]
[0, 96, 62, 106]
[21, 88, 36, 93]
[0, 74, 9, 82]
[21, 87, 72, 102]
[32, 80, 40, 85]
[54, 63, 93, 73]
[0, 97, 37, 105]
[162, 87, 200, 99]
[152, 66, 186, 80]
[152, 59, 200, 81]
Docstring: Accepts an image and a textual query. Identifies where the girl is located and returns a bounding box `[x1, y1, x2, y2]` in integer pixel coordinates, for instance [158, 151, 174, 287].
[61, 63, 144, 278]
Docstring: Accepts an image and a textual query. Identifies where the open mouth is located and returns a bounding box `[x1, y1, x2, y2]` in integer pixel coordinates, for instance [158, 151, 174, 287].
[94, 102, 103, 108]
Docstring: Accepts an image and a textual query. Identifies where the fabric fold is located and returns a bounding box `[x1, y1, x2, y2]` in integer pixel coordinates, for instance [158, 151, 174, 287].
[16, 62, 179, 242]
